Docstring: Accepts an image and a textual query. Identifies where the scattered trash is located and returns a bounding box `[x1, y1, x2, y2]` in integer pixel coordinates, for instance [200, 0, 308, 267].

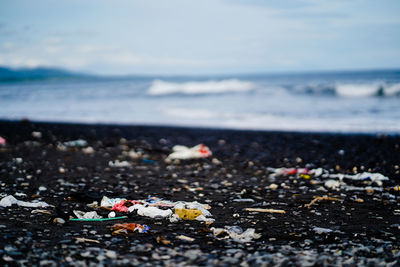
[108, 160, 131, 168]
[73, 210, 102, 219]
[167, 144, 212, 160]
[212, 226, 261, 243]
[245, 208, 286, 214]
[75, 237, 100, 244]
[100, 196, 214, 222]
[130, 204, 173, 218]
[108, 211, 116, 218]
[110, 223, 149, 235]
[70, 216, 127, 222]
[0, 195, 52, 208]
[175, 208, 203, 220]
[176, 235, 194, 242]
[112, 200, 140, 212]
[304, 196, 341, 208]
[63, 139, 88, 147]
[100, 196, 126, 208]
[324, 180, 341, 190]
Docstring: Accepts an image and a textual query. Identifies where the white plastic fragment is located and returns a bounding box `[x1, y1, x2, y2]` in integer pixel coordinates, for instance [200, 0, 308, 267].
[0, 195, 51, 208]
[324, 180, 341, 190]
[212, 226, 261, 243]
[108, 211, 116, 218]
[233, 198, 255, 202]
[100, 196, 126, 208]
[108, 160, 131, 168]
[167, 144, 212, 160]
[129, 204, 173, 218]
[73, 210, 102, 219]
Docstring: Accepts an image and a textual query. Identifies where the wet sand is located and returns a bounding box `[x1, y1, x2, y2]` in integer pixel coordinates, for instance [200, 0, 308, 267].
[1, 120, 400, 266]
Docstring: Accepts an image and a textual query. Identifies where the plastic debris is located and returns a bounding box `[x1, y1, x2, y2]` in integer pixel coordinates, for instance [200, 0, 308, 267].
[326, 172, 389, 186]
[167, 144, 212, 160]
[63, 139, 88, 147]
[304, 196, 341, 208]
[0, 195, 51, 208]
[176, 235, 194, 242]
[0, 136, 6, 146]
[175, 209, 203, 220]
[100, 196, 127, 208]
[233, 198, 255, 202]
[108, 160, 131, 168]
[245, 208, 286, 214]
[99, 196, 214, 222]
[324, 180, 341, 190]
[111, 223, 149, 235]
[73, 210, 102, 219]
[112, 200, 140, 212]
[129, 204, 173, 218]
[212, 226, 261, 243]
[70, 216, 127, 222]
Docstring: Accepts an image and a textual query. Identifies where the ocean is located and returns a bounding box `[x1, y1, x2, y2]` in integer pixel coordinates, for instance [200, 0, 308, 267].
[0, 70, 399, 134]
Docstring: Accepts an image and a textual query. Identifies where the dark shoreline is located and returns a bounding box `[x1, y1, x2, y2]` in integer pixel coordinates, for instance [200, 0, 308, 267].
[1, 120, 400, 266]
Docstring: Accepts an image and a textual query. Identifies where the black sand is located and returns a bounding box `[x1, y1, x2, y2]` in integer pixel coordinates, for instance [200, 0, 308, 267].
[1, 120, 400, 266]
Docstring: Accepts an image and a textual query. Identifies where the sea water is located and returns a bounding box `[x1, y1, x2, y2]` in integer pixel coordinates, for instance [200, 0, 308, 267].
[0, 70, 399, 133]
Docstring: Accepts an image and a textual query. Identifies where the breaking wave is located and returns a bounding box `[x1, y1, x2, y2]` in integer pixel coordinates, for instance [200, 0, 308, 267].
[292, 82, 400, 98]
[147, 79, 255, 95]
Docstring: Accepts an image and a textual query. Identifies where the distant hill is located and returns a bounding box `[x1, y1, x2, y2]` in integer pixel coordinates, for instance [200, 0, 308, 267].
[0, 66, 84, 82]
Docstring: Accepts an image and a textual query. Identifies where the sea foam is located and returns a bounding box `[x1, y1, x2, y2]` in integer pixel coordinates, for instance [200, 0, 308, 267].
[147, 79, 254, 95]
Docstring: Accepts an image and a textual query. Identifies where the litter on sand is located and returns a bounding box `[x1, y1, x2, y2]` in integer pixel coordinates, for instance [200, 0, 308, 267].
[245, 208, 286, 214]
[212, 226, 261, 243]
[304, 196, 341, 208]
[110, 223, 149, 235]
[73, 210, 102, 219]
[167, 144, 212, 160]
[70, 216, 127, 222]
[0, 195, 52, 208]
[99, 196, 214, 223]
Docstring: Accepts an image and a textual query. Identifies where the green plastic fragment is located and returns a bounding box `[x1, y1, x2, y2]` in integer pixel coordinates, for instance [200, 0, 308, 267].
[69, 216, 127, 221]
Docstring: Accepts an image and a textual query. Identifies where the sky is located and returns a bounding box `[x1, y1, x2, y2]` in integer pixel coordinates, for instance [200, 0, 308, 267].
[0, 0, 399, 75]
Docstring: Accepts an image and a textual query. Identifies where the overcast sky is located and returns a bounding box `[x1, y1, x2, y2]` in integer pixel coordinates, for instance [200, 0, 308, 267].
[0, 0, 399, 75]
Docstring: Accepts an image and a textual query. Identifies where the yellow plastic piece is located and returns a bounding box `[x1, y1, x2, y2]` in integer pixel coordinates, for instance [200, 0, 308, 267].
[175, 209, 203, 220]
[300, 174, 311, 179]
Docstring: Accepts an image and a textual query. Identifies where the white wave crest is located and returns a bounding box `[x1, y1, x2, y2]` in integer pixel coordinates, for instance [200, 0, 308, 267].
[335, 83, 383, 97]
[147, 79, 254, 95]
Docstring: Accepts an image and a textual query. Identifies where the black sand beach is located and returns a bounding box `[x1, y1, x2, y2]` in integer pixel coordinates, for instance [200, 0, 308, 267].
[1, 120, 400, 266]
